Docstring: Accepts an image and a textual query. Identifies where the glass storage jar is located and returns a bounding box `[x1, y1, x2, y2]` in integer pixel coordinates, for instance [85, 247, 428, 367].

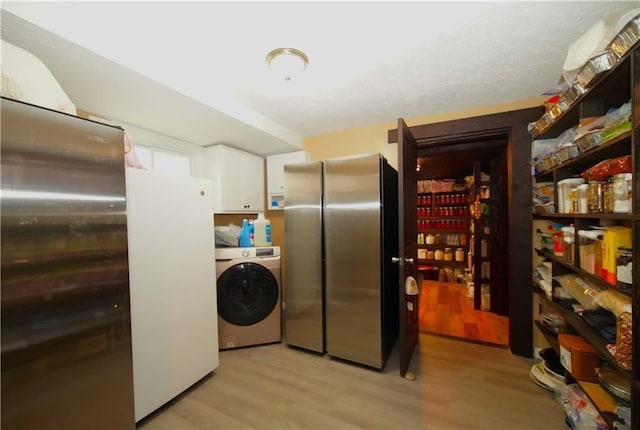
[602, 181, 614, 213]
[443, 248, 453, 261]
[587, 181, 603, 213]
[459, 233, 468, 246]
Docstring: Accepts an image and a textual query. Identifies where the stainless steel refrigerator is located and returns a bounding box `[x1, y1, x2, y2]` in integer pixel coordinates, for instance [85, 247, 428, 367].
[284, 153, 399, 369]
[1, 97, 135, 429]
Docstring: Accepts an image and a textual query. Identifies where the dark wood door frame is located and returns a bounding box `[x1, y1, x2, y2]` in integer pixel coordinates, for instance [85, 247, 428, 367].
[388, 107, 543, 357]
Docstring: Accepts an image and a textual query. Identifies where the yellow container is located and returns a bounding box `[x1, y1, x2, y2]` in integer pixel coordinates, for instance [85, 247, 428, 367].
[601, 227, 631, 285]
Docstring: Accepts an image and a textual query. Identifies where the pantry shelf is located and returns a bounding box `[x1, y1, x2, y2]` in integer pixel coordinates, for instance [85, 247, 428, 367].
[535, 249, 632, 298]
[534, 212, 637, 221]
[535, 289, 631, 378]
[534, 131, 632, 181]
[534, 319, 560, 352]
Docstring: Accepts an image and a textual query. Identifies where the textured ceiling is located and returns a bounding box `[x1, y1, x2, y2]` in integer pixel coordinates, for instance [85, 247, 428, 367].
[1, 2, 637, 156]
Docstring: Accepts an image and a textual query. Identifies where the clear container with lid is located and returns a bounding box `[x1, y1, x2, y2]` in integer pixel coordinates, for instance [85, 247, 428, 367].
[577, 184, 588, 213]
[443, 248, 453, 261]
[612, 173, 632, 214]
[562, 225, 575, 264]
[578, 230, 603, 275]
[615, 247, 633, 294]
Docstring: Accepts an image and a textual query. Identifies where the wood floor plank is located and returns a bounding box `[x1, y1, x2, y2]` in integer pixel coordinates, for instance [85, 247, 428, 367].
[138, 333, 565, 430]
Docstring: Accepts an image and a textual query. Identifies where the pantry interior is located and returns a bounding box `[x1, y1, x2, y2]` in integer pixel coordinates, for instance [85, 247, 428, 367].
[415, 144, 510, 346]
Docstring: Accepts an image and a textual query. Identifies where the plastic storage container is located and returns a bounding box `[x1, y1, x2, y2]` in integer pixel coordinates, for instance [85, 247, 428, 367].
[558, 334, 600, 382]
[481, 284, 490, 311]
[612, 173, 632, 214]
[578, 230, 603, 276]
[577, 184, 588, 213]
[615, 247, 633, 294]
[562, 226, 575, 264]
[553, 229, 565, 257]
[557, 178, 586, 213]
[253, 213, 272, 247]
[602, 226, 632, 285]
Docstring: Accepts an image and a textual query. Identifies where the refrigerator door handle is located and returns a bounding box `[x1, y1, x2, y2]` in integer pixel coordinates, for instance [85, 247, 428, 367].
[391, 257, 413, 264]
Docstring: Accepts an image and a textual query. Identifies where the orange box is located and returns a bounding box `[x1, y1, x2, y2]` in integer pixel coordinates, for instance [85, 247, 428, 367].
[558, 334, 601, 382]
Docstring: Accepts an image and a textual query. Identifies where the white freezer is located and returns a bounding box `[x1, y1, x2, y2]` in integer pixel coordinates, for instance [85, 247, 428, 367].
[126, 168, 218, 422]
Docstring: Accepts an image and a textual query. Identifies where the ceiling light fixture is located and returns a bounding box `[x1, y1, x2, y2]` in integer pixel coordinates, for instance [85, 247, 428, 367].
[266, 48, 308, 82]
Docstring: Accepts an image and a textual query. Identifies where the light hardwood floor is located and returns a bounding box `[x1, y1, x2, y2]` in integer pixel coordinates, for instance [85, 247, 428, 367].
[138, 333, 564, 430]
[420, 280, 509, 346]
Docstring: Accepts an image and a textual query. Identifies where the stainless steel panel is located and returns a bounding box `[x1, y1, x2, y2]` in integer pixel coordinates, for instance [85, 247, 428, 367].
[283, 161, 324, 353]
[324, 153, 382, 368]
[1, 98, 135, 429]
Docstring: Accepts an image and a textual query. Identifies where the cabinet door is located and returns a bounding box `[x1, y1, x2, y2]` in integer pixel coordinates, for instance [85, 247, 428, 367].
[242, 154, 264, 211]
[267, 151, 309, 195]
[220, 149, 245, 211]
[267, 155, 284, 195]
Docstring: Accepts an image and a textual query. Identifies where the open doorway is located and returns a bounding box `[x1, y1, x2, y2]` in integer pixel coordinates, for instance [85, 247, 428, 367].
[416, 142, 510, 346]
[389, 107, 542, 359]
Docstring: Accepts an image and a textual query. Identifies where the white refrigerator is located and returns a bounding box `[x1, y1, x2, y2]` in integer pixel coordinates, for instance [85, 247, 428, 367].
[126, 168, 219, 421]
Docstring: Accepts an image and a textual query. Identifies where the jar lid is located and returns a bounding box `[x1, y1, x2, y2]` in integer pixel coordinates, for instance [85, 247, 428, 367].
[613, 173, 632, 179]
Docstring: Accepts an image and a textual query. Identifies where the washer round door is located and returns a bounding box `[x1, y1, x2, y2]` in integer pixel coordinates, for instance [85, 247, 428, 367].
[217, 262, 279, 326]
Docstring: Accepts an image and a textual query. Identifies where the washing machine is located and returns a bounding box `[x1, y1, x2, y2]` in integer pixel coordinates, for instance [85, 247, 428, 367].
[215, 246, 281, 349]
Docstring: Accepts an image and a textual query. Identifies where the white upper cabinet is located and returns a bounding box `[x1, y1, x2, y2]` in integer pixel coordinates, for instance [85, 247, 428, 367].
[266, 151, 310, 210]
[203, 145, 264, 213]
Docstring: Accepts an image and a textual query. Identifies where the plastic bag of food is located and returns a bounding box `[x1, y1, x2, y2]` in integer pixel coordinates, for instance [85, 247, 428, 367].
[215, 224, 241, 247]
[556, 384, 608, 430]
[552, 274, 601, 310]
[596, 289, 631, 318]
[580, 155, 631, 181]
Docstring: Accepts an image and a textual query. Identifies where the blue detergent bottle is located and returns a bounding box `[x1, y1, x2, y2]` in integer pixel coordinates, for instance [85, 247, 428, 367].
[238, 219, 252, 247]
